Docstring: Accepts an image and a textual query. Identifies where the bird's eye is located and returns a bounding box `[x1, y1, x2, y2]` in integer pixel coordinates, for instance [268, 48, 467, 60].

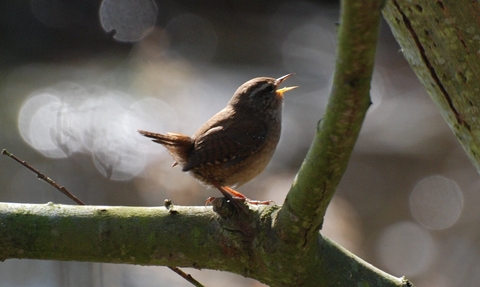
[264, 84, 274, 93]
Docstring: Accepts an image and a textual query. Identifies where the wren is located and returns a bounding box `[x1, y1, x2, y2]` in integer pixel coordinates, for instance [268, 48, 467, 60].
[139, 73, 297, 205]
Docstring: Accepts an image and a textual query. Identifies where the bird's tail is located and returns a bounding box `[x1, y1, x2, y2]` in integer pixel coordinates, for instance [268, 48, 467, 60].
[138, 130, 193, 167]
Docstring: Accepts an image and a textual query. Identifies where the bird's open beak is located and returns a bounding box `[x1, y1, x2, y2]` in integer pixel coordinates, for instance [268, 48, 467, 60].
[275, 73, 299, 97]
[277, 86, 299, 94]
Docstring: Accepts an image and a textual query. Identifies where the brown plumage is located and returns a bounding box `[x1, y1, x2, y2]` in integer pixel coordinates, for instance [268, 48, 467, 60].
[139, 73, 297, 204]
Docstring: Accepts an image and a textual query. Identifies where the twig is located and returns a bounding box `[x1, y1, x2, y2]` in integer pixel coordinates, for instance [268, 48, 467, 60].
[2, 149, 85, 205]
[2, 149, 205, 287]
[168, 266, 205, 287]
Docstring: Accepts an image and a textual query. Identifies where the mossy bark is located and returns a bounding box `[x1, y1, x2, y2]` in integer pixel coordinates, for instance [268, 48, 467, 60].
[383, 0, 480, 172]
[0, 202, 408, 286]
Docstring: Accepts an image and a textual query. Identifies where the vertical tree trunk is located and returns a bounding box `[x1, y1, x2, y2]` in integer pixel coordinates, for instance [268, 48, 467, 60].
[383, 0, 480, 172]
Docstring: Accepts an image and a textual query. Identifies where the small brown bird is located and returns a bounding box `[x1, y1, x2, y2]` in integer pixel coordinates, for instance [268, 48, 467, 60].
[139, 73, 297, 205]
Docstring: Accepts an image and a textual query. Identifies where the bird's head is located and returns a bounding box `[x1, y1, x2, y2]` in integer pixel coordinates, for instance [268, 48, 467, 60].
[228, 73, 298, 114]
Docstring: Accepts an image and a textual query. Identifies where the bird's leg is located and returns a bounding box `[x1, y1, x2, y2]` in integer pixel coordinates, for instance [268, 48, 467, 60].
[222, 186, 274, 205]
[204, 183, 248, 214]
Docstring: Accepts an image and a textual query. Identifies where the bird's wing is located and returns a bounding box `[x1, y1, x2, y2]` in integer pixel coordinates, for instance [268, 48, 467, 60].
[182, 116, 268, 171]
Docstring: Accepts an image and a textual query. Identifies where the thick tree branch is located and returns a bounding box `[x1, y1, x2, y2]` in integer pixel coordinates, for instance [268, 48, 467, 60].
[0, 203, 229, 267]
[0, 203, 409, 286]
[275, 0, 384, 246]
[383, 0, 480, 172]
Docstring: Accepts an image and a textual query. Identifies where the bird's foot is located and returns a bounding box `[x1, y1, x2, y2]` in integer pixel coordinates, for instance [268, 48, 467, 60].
[205, 196, 226, 206]
[243, 199, 275, 205]
[205, 184, 274, 209]
[220, 185, 274, 205]
[205, 195, 248, 215]
[205, 196, 273, 206]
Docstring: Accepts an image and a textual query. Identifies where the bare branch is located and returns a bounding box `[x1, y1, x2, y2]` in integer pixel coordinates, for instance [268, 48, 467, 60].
[2, 149, 85, 205]
[275, 0, 385, 247]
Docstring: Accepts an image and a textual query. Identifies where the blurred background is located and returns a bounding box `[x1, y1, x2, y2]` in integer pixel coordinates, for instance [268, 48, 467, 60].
[0, 1, 478, 286]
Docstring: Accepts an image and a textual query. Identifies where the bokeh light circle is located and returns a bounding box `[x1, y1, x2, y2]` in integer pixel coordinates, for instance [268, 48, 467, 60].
[376, 221, 436, 276]
[18, 92, 68, 158]
[17, 82, 178, 181]
[410, 175, 463, 230]
[100, 0, 157, 42]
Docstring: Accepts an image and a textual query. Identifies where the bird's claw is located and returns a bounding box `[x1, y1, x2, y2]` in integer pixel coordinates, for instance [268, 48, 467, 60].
[245, 199, 275, 205]
[204, 196, 274, 206]
[204, 196, 246, 206]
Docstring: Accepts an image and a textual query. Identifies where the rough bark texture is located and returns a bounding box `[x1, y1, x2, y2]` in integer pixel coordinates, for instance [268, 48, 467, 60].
[0, 203, 409, 287]
[383, 0, 480, 172]
[275, 0, 382, 249]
